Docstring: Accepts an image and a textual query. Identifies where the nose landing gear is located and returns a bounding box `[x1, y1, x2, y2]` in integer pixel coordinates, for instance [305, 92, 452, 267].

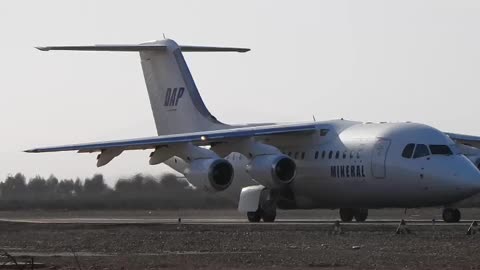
[442, 208, 461, 223]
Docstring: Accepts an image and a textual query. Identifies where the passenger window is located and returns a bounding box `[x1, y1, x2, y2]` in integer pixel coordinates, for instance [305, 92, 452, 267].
[350, 151, 354, 159]
[343, 151, 347, 159]
[401, 143, 415, 158]
[356, 151, 360, 159]
[301, 152, 305, 160]
[315, 151, 319, 159]
[413, 144, 430, 158]
[288, 152, 292, 157]
[328, 151, 333, 159]
[429, 145, 453, 156]
[335, 151, 339, 159]
[322, 151, 326, 159]
[294, 152, 299, 159]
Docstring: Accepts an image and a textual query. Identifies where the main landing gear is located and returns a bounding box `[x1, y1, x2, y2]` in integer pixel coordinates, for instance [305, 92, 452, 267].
[339, 208, 369, 222]
[442, 208, 461, 223]
[247, 190, 277, 223]
[247, 207, 277, 223]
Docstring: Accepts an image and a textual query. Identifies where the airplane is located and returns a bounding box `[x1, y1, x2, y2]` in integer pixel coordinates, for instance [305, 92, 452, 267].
[27, 39, 480, 223]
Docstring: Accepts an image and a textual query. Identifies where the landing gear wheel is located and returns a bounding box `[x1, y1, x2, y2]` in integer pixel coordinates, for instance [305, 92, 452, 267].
[339, 208, 354, 222]
[247, 211, 261, 222]
[259, 190, 277, 223]
[354, 208, 368, 222]
[442, 208, 461, 223]
[262, 209, 277, 223]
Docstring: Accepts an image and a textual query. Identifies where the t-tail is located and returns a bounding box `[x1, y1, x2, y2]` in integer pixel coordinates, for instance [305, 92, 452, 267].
[37, 39, 249, 135]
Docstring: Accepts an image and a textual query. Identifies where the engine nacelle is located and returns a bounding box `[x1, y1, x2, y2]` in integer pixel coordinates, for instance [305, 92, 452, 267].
[246, 154, 296, 188]
[184, 158, 234, 192]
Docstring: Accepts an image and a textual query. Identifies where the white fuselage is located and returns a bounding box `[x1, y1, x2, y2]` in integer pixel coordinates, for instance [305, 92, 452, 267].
[222, 120, 480, 209]
[33, 39, 480, 212]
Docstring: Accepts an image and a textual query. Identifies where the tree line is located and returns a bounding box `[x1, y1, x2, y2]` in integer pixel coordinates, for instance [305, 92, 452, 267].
[0, 173, 236, 210]
[2, 172, 480, 210]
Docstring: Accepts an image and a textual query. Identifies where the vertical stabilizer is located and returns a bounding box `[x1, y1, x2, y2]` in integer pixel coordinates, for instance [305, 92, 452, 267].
[140, 39, 228, 135]
[36, 39, 250, 136]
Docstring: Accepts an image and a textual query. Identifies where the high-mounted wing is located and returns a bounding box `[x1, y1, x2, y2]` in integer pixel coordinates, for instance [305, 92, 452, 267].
[446, 132, 480, 149]
[25, 123, 320, 154]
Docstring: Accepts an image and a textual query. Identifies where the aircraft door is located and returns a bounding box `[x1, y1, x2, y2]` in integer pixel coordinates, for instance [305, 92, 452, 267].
[371, 138, 391, 179]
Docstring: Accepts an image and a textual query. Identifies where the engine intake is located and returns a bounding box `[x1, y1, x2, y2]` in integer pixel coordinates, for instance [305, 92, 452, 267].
[185, 158, 234, 192]
[246, 154, 296, 188]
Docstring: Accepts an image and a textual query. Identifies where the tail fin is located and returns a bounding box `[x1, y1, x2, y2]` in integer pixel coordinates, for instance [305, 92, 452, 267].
[37, 39, 249, 135]
[140, 39, 232, 135]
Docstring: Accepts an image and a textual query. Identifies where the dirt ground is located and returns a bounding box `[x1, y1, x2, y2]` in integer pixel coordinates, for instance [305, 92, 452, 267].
[0, 209, 479, 269]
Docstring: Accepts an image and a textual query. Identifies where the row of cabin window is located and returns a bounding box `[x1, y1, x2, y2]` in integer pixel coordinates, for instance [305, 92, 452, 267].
[286, 150, 361, 160]
[286, 152, 306, 160]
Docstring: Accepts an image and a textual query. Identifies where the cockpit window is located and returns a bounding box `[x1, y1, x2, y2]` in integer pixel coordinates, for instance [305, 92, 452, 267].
[449, 144, 459, 155]
[413, 144, 430, 158]
[401, 144, 415, 158]
[429, 145, 453, 156]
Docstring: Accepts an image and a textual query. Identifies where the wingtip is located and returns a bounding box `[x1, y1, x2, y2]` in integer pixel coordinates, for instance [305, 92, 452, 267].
[35, 47, 49, 51]
[24, 149, 37, 153]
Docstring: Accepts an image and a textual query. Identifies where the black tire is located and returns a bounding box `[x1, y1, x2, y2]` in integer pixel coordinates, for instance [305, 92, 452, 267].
[354, 208, 368, 222]
[339, 208, 354, 222]
[454, 209, 461, 222]
[442, 208, 461, 223]
[247, 211, 261, 222]
[262, 210, 276, 223]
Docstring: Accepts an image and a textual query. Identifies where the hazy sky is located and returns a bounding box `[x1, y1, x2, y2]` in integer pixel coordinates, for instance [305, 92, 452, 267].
[1, 0, 479, 185]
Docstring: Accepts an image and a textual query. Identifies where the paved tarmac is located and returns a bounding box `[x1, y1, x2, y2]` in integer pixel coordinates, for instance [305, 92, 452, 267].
[0, 217, 474, 225]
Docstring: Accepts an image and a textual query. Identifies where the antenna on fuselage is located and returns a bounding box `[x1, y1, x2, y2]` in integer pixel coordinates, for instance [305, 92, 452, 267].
[312, 115, 316, 122]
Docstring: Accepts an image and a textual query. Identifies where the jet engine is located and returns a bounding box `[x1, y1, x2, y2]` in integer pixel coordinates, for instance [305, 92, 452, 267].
[246, 154, 296, 188]
[184, 158, 234, 192]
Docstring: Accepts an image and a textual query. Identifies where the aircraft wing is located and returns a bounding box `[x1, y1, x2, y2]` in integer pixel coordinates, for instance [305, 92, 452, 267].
[446, 132, 480, 149]
[25, 123, 319, 154]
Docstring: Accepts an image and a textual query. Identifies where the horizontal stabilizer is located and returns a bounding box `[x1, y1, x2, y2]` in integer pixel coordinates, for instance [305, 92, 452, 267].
[36, 43, 249, 53]
[36, 45, 168, 52]
[180, 45, 249, 53]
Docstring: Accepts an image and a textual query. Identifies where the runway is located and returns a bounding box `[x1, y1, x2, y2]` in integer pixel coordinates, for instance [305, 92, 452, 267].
[0, 208, 478, 226]
[0, 217, 475, 225]
[0, 211, 478, 269]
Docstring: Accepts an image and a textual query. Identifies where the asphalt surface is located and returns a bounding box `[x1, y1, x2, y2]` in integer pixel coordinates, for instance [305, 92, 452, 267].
[0, 217, 474, 226]
[0, 209, 479, 269]
[0, 208, 476, 225]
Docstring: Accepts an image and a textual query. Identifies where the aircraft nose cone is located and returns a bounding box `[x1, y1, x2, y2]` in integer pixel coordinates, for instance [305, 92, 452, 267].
[469, 173, 480, 192]
[458, 162, 480, 195]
